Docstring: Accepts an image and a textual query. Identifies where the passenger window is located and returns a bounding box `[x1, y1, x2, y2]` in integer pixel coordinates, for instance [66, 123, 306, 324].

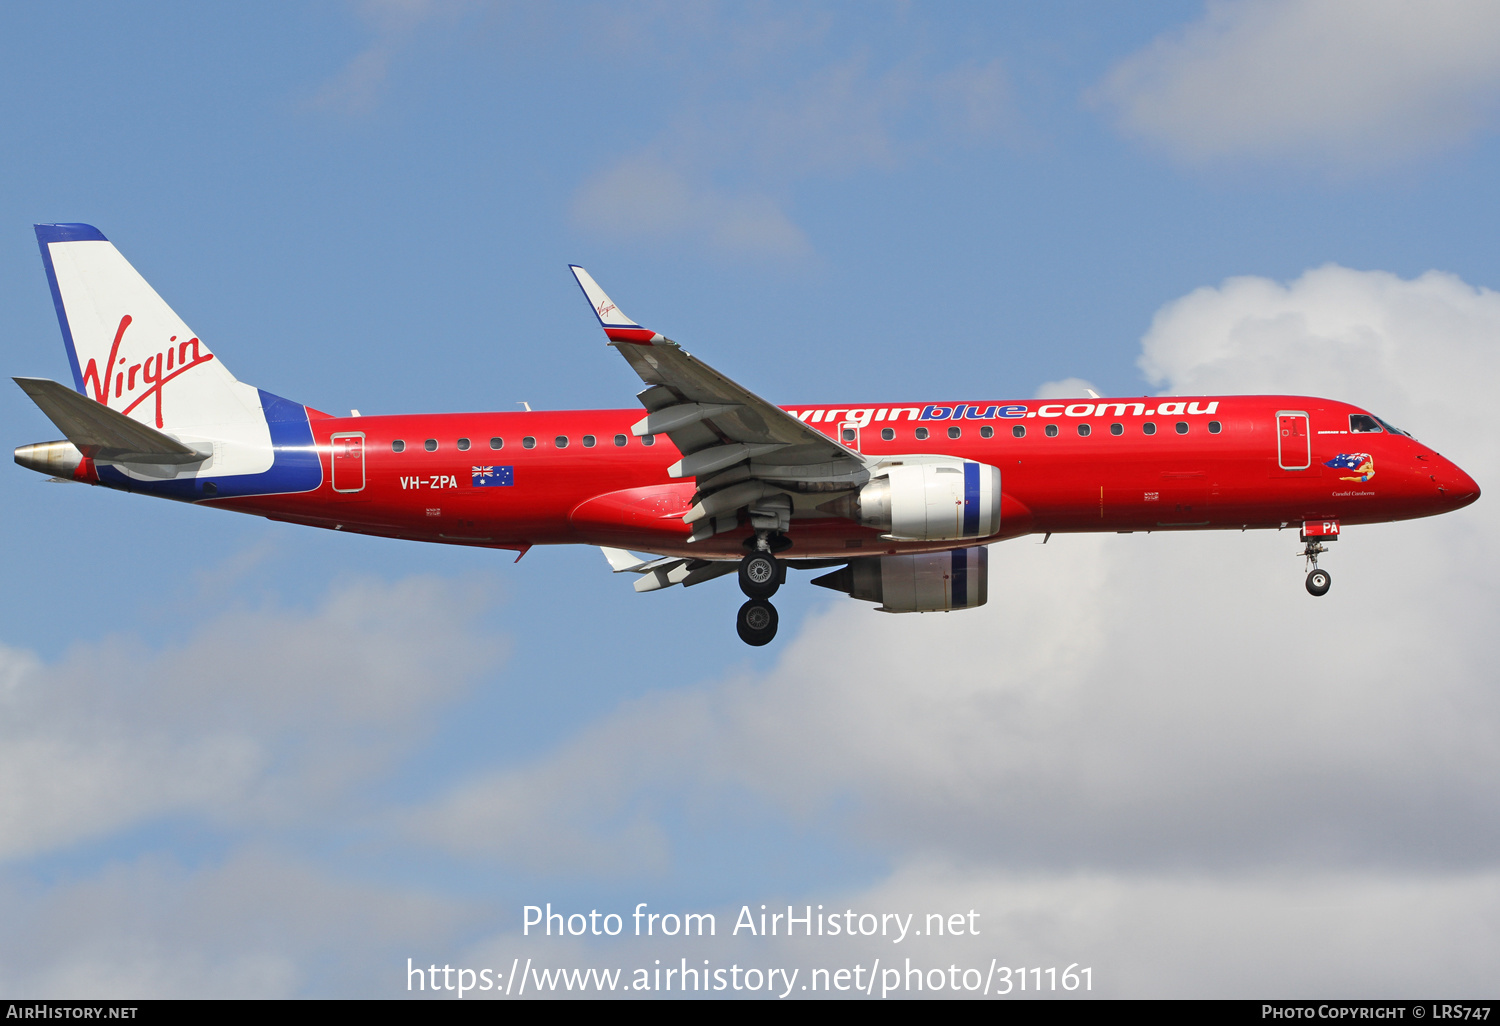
[523, 436, 536, 449]
[583, 435, 596, 447]
[1110, 423, 1123, 435]
[947, 426, 961, 439]
[457, 438, 471, 451]
[1175, 422, 1188, 434]
[880, 427, 894, 441]
[915, 427, 929, 441]
[1143, 422, 1157, 435]
[555, 435, 569, 449]
[1349, 414, 1382, 433]
[1208, 421, 1222, 434]
[1012, 425, 1025, 438]
[1045, 424, 1059, 437]
[979, 425, 993, 439]
[1077, 423, 1091, 437]
[842, 428, 856, 441]
[424, 439, 437, 452]
[392, 439, 406, 453]
[614, 434, 627, 447]
[641, 434, 655, 446]
[489, 437, 503, 450]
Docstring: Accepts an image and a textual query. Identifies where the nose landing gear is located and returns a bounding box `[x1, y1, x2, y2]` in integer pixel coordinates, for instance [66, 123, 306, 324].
[1297, 519, 1338, 597]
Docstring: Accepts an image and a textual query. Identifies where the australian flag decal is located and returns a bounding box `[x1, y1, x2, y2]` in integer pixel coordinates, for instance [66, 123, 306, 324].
[472, 466, 513, 487]
[1324, 453, 1374, 482]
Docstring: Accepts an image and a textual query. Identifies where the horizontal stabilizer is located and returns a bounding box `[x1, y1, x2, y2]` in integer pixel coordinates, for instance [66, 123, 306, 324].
[13, 377, 204, 465]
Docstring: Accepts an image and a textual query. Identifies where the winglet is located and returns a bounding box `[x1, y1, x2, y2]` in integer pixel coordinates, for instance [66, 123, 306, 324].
[569, 266, 665, 345]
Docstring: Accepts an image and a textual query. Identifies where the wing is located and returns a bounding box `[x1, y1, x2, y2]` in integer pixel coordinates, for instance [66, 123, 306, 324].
[569, 266, 867, 542]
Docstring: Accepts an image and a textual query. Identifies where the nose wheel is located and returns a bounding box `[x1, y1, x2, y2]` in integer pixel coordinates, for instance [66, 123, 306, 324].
[1305, 568, 1331, 596]
[737, 599, 779, 646]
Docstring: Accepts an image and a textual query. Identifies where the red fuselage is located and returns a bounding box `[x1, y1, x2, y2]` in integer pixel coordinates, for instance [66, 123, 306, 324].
[209, 395, 1479, 560]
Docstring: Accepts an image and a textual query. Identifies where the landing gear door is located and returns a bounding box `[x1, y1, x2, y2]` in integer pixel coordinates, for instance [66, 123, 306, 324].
[838, 421, 862, 453]
[331, 432, 366, 492]
[1277, 411, 1310, 470]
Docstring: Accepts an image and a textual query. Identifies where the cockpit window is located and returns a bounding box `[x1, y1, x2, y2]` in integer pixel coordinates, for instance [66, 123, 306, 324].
[1349, 414, 1382, 433]
[1377, 417, 1410, 437]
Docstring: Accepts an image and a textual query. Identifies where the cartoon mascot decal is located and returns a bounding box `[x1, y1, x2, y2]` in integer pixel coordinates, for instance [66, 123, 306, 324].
[1325, 453, 1374, 482]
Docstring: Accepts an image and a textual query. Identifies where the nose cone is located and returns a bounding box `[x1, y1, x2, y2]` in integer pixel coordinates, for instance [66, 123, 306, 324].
[1431, 456, 1480, 508]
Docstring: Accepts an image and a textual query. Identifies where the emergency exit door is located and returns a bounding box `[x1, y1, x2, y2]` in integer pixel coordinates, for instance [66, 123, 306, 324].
[1277, 411, 1310, 470]
[331, 432, 366, 492]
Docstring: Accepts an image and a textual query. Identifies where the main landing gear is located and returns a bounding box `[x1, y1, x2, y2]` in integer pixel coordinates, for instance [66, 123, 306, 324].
[735, 535, 787, 645]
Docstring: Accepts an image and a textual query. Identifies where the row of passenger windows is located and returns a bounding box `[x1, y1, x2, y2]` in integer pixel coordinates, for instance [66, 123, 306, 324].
[854, 420, 1224, 441]
[391, 434, 657, 453]
[389, 421, 1223, 452]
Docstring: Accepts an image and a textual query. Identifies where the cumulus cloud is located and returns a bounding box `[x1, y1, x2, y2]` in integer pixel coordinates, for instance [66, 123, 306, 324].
[1032, 376, 1100, 399]
[1094, 0, 1500, 168]
[416, 263, 1499, 994]
[0, 849, 472, 997]
[0, 576, 500, 861]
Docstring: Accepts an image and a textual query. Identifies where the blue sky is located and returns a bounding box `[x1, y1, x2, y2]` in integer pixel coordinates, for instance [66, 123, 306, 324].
[3, 1, 1499, 998]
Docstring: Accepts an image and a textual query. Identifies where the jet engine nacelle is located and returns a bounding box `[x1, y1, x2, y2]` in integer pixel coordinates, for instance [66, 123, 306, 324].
[812, 547, 988, 613]
[825, 460, 1001, 541]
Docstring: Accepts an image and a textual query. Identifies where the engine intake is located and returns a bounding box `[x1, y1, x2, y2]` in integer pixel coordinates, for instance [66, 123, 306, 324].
[812, 547, 988, 613]
[820, 461, 1001, 540]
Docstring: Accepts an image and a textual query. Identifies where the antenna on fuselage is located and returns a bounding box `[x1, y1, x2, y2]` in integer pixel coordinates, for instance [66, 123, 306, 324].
[517, 402, 532, 412]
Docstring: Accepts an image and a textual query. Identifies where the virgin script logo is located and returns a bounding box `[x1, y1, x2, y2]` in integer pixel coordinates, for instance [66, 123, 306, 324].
[80, 314, 216, 428]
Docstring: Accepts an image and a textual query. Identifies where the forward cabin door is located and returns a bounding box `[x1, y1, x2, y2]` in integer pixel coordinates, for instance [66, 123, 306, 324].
[331, 432, 366, 492]
[1277, 411, 1310, 470]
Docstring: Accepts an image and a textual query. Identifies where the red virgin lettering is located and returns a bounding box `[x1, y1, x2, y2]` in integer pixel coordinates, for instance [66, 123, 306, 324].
[82, 314, 131, 404]
[77, 313, 215, 427]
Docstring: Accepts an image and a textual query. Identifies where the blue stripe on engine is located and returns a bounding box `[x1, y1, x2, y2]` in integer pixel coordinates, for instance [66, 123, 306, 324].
[951, 548, 968, 608]
[962, 462, 980, 536]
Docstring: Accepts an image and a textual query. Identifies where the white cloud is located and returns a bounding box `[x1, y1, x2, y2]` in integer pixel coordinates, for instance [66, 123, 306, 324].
[571, 156, 812, 261]
[1032, 376, 1100, 399]
[308, 0, 471, 115]
[0, 575, 500, 861]
[572, 36, 1016, 257]
[0, 849, 471, 997]
[415, 263, 1500, 993]
[1095, 0, 1500, 167]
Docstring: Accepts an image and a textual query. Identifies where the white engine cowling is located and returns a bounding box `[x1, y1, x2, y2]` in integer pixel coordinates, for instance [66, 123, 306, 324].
[834, 461, 1001, 541]
[811, 547, 988, 613]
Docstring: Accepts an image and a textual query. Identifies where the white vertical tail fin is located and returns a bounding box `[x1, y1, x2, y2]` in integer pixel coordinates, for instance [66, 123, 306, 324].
[36, 224, 266, 428]
[33, 223, 277, 476]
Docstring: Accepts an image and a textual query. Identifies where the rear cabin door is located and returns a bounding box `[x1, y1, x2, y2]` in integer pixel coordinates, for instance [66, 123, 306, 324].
[1277, 411, 1310, 470]
[331, 432, 366, 492]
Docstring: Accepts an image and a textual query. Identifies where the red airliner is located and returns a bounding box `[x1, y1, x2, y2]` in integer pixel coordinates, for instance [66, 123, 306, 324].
[14, 225, 1480, 644]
